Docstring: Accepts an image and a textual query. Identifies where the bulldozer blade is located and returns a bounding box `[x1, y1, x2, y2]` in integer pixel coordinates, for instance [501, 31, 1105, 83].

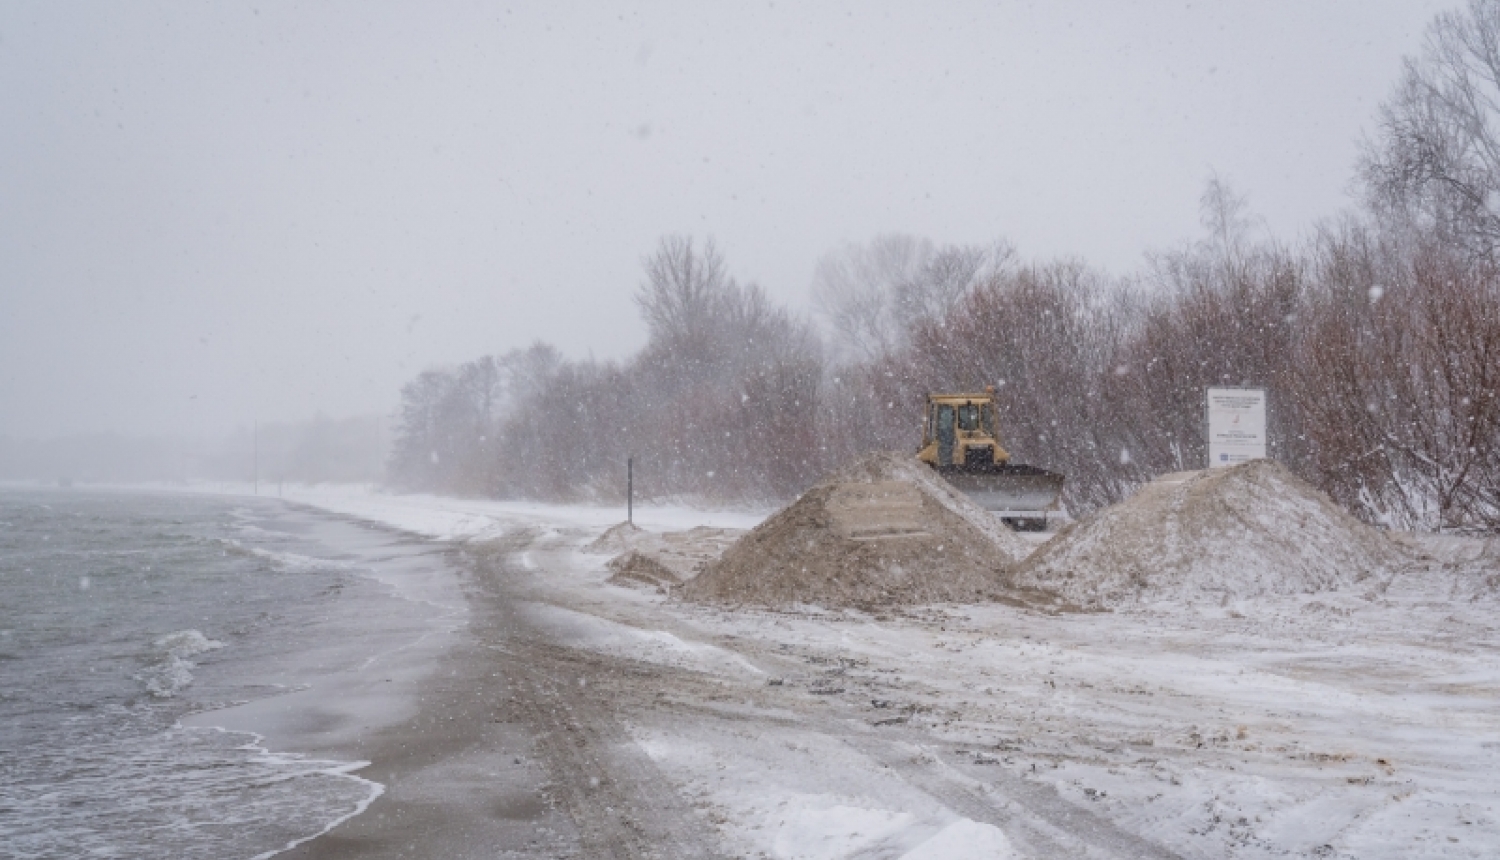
[938, 465, 1065, 513]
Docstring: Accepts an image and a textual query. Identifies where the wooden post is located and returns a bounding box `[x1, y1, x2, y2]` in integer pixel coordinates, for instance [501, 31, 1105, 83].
[627, 456, 634, 525]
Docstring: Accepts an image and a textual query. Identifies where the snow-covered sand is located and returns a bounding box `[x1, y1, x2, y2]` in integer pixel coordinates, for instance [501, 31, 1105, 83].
[91, 480, 1500, 857]
[684, 452, 1035, 608]
[1012, 461, 1411, 608]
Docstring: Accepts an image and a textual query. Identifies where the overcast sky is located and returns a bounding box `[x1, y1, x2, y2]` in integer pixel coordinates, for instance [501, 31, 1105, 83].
[0, 0, 1452, 438]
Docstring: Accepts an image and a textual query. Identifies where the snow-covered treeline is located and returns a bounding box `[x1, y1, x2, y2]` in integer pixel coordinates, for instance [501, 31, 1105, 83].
[387, 237, 824, 504]
[847, 216, 1500, 531]
[388, 2, 1500, 532]
[384, 215, 1499, 531]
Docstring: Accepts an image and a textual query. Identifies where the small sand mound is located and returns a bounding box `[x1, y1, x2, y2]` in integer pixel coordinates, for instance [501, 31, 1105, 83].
[607, 550, 683, 588]
[1011, 459, 1409, 608]
[587, 521, 645, 554]
[681, 452, 1034, 609]
[601, 526, 745, 591]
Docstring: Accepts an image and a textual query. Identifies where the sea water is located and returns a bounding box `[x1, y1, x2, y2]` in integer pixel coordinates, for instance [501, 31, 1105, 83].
[0, 488, 382, 859]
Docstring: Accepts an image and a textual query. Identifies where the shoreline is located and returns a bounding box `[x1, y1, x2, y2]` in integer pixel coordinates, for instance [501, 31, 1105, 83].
[276, 535, 588, 858]
[179, 501, 485, 858]
[267, 517, 731, 858]
[0, 487, 469, 860]
[212, 725, 385, 860]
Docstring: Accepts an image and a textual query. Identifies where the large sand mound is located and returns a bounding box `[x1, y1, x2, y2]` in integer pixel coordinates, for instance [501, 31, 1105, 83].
[1010, 459, 1409, 608]
[680, 452, 1034, 609]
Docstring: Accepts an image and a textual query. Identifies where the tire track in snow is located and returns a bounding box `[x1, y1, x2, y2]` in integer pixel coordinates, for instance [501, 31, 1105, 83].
[466, 533, 730, 860]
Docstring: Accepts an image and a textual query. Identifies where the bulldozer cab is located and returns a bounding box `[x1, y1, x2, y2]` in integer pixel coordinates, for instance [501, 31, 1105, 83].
[922, 393, 1004, 468]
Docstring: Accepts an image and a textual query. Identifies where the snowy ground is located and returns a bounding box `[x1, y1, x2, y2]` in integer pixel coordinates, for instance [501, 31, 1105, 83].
[81, 482, 1500, 858]
[532, 545, 1500, 859]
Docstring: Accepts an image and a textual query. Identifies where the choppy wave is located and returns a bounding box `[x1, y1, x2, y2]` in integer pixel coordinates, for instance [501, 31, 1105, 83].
[136, 629, 225, 698]
[213, 536, 358, 573]
[0, 714, 382, 860]
[248, 546, 357, 573]
[1, 488, 388, 859]
[247, 742, 385, 860]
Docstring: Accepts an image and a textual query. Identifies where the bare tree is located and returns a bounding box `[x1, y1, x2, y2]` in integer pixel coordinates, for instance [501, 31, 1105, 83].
[636, 236, 729, 350]
[1197, 172, 1256, 279]
[387, 368, 457, 491]
[810, 234, 934, 362]
[1361, 0, 1500, 258]
[905, 259, 1139, 510]
[1296, 227, 1500, 530]
[811, 234, 1015, 364]
[893, 244, 1002, 332]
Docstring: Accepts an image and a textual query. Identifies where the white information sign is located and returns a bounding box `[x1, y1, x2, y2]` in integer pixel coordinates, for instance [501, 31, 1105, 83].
[1206, 387, 1266, 468]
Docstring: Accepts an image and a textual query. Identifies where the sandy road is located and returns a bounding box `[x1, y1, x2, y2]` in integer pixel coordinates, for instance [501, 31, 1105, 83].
[287, 527, 728, 860]
[449, 526, 1184, 860]
[262, 492, 1500, 858]
[465, 532, 731, 860]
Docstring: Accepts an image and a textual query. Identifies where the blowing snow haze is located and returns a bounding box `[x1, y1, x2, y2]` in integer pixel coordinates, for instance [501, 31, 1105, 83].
[0, 1, 1449, 442]
[9, 7, 1500, 855]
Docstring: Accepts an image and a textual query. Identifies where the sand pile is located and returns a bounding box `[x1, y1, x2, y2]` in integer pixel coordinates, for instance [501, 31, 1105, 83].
[606, 550, 684, 589]
[680, 452, 1034, 609]
[586, 521, 645, 554]
[1010, 459, 1410, 608]
[589, 525, 744, 591]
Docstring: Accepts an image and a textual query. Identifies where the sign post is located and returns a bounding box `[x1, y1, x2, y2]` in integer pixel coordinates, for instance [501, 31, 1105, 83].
[1205, 387, 1266, 468]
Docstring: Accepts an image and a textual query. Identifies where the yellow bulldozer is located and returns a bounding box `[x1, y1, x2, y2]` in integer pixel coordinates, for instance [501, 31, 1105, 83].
[917, 389, 1065, 530]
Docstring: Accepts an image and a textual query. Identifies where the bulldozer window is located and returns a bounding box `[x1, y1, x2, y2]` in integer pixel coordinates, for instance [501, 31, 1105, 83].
[957, 403, 981, 432]
[937, 405, 955, 436]
[981, 403, 996, 437]
[936, 405, 956, 466]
